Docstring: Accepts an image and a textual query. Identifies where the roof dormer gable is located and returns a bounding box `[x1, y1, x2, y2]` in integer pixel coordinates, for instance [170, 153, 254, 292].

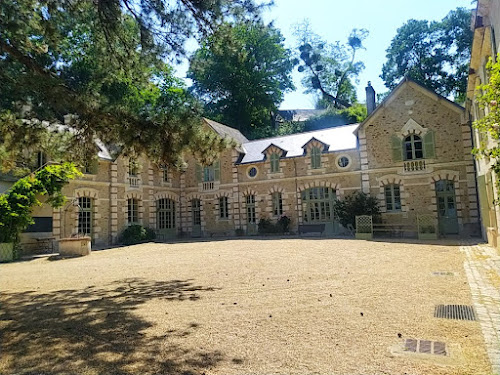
[262, 143, 287, 158]
[301, 137, 329, 154]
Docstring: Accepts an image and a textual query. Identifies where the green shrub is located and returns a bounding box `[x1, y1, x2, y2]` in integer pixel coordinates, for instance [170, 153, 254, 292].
[235, 227, 245, 236]
[119, 225, 156, 245]
[277, 215, 291, 233]
[333, 192, 381, 229]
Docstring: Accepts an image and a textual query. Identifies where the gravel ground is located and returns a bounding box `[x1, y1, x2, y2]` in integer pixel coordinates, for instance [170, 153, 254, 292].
[0, 238, 492, 375]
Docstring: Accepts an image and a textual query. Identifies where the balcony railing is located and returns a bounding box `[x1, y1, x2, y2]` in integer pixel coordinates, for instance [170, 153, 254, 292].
[128, 176, 140, 188]
[403, 160, 426, 172]
[202, 181, 215, 191]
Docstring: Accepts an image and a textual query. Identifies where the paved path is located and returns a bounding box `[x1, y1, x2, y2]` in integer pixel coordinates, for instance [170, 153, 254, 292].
[461, 241, 500, 375]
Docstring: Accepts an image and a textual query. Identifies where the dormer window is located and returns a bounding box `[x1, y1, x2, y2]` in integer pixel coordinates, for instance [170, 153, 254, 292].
[404, 135, 423, 160]
[311, 146, 322, 169]
[270, 153, 280, 173]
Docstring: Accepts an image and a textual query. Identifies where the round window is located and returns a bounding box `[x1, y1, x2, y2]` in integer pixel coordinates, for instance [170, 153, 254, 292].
[248, 167, 258, 178]
[337, 156, 350, 168]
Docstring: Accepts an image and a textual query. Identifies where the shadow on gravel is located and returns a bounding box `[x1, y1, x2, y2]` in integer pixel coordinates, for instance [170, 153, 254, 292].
[0, 278, 221, 375]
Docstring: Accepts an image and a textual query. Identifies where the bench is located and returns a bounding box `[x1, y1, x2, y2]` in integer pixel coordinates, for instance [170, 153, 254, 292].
[372, 223, 417, 238]
[298, 224, 326, 236]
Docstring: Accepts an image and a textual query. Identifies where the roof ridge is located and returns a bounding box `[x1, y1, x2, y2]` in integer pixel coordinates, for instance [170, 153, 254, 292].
[242, 123, 359, 144]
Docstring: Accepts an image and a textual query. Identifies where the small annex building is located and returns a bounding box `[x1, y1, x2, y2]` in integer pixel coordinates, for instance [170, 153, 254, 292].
[7, 78, 480, 248]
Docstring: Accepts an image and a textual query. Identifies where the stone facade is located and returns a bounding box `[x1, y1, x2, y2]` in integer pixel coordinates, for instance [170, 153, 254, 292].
[466, 0, 500, 248]
[21, 80, 479, 247]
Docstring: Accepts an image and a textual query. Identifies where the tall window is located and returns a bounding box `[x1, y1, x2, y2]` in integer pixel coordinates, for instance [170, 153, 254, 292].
[191, 199, 201, 225]
[203, 165, 215, 182]
[270, 153, 280, 173]
[302, 187, 336, 222]
[311, 147, 322, 169]
[404, 135, 423, 160]
[78, 197, 92, 236]
[246, 195, 256, 223]
[272, 192, 283, 216]
[128, 159, 139, 176]
[162, 167, 169, 183]
[219, 196, 229, 219]
[157, 198, 176, 229]
[384, 184, 401, 212]
[127, 198, 139, 224]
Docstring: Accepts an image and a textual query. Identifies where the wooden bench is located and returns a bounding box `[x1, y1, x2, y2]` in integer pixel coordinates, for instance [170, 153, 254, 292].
[373, 223, 417, 238]
[298, 224, 326, 236]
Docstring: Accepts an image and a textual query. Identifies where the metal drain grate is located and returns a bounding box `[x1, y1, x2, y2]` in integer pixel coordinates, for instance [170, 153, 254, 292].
[432, 271, 456, 276]
[404, 339, 447, 356]
[434, 305, 477, 321]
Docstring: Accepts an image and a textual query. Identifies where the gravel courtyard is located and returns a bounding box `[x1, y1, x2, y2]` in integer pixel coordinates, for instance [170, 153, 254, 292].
[0, 238, 492, 375]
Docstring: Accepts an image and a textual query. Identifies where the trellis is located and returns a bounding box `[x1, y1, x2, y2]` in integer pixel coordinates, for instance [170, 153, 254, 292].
[355, 215, 373, 234]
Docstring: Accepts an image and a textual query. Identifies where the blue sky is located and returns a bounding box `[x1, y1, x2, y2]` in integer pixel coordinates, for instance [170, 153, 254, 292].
[176, 0, 474, 110]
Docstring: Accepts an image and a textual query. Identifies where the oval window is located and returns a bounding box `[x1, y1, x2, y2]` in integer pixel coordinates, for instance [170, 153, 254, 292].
[248, 167, 258, 178]
[337, 156, 350, 168]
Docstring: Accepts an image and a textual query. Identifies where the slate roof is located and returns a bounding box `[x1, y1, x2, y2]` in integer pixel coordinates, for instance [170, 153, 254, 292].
[203, 118, 249, 146]
[239, 123, 359, 164]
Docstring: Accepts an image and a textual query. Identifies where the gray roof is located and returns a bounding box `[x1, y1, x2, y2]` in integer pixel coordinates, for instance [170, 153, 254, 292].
[239, 123, 359, 164]
[203, 118, 249, 147]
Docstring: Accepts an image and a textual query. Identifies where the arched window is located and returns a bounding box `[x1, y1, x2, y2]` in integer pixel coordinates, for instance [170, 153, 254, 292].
[384, 184, 401, 212]
[191, 199, 201, 226]
[270, 153, 280, 173]
[302, 187, 336, 222]
[219, 196, 229, 219]
[78, 197, 93, 236]
[157, 198, 175, 229]
[310, 146, 322, 169]
[246, 195, 256, 223]
[404, 135, 423, 160]
[272, 192, 283, 216]
[127, 198, 139, 224]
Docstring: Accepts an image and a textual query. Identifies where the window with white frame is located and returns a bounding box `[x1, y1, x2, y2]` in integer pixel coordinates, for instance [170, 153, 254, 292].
[270, 153, 280, 173]
[272, 192, 283, 216]
[77, 197, 92, 236]
[246, 195, 256, 223]
[311, 146, 322, 169]
[404, 135, 423, 160]
[219, 196, 229, 219]
[384, 184, 402, 212]
[127, 198, 139, 224]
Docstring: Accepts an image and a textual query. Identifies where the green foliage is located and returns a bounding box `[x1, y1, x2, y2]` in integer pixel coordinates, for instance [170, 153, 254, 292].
[295, 21, 368, 109]
[0, 1, 263, 169]
[473, 55, 500, 199]
[381, 8, 472, 103]
[257, 215, 291, 234]
[188, 21, 296, 139]
[119, 225, 156, 245]
[235, 227, 245, 236]
[0, 163, 81, 243]
[302, 103, 367, 131]
[333, 192, 381, 229]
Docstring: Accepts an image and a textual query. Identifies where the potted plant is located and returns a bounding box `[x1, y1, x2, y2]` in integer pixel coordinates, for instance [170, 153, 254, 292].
[418, 224, 438, 240]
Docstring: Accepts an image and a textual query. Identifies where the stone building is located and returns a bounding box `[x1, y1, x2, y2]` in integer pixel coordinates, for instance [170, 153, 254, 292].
[466, 0, 500, 247]
[12, 78, 479, 248]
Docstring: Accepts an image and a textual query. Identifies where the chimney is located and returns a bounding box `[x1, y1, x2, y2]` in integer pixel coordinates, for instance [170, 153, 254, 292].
[365, 81, 376, 115]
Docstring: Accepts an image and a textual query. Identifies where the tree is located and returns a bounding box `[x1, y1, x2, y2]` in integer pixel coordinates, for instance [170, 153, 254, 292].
[295, 22, 368, 109]
[0, 163, 81, 244]
[0, 1, 265, 170]
[381, 8, 473, 103]
[188, 21, 295, 139]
